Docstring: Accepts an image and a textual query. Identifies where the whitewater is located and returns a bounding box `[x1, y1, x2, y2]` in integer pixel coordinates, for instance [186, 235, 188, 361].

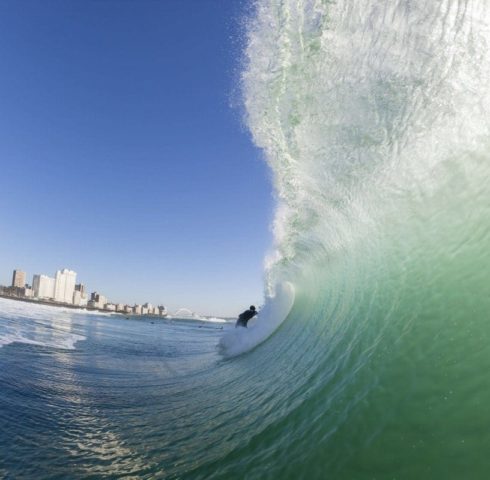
[2, 1, 490, 478]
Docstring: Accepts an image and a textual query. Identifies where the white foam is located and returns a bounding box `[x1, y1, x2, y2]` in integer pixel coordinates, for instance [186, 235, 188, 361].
[197, 316, 227, 323]
[218, 282, 295, 358]
[0, 332, 84, 350]
[0, 298, 86, 350]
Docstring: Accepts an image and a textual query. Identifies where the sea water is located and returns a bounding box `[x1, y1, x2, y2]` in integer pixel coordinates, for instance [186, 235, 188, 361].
[2, 0, 490, 478]
[0, 298, 230, 478]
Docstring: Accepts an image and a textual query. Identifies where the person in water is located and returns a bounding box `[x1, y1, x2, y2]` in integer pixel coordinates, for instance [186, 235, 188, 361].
[235, 305, 257, 328]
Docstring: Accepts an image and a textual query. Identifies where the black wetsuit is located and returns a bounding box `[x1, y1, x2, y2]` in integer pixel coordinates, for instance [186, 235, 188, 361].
[235, 309, 257, 328]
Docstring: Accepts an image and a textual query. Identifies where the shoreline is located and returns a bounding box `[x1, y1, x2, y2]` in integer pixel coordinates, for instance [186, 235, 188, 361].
[0, 294, 167, 317]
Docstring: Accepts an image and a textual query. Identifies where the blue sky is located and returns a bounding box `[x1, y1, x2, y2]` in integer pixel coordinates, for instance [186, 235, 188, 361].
[0, 0, 274, 317]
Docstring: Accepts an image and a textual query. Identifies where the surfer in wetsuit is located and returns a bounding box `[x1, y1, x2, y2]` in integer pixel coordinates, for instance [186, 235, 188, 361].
[235, 305, 257, 328]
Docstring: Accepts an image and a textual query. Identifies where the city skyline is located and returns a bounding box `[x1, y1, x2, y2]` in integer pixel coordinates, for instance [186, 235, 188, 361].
[1, 266, 168, 316]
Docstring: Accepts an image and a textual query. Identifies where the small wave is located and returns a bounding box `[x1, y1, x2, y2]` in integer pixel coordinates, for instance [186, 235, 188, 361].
[200, 317, 227, 323]
[218, 282, 295, 358]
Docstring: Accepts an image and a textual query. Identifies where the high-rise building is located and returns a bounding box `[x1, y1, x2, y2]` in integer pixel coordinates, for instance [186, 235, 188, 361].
[54, 269, 77, 304]
[32, 274, 55, 299]
[12, 270, 26, 288]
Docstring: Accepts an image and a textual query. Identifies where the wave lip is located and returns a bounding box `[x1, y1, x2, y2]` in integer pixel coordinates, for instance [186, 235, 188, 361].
[218, 281, 295, 358]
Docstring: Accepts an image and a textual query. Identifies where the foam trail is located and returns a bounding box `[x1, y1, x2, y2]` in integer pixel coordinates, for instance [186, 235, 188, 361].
[218, 281, 295, 357]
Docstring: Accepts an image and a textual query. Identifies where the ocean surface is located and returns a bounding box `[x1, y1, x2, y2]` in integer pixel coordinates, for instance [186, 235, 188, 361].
[3, 0, 490, 478]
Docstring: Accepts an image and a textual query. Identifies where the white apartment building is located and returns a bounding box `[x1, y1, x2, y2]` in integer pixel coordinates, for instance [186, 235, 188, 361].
[32, 275, 55, 299]
[54, 269, 77, 304]
[72, 290, 88, 307]
[96, 295, 107, 309]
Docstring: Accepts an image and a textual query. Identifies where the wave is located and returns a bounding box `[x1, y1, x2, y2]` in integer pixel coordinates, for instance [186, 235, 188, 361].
[212, 0, 490, 476]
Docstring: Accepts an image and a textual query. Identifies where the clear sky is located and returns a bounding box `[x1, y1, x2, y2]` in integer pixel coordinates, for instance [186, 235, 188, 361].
[0, 0, 274, 317]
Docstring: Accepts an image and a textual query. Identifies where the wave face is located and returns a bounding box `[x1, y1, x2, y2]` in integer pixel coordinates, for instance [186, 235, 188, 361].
[223, 0, 490, 477]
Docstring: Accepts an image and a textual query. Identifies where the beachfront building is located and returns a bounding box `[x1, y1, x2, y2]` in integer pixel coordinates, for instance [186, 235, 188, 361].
[32, 274, 55, 299]
[158, 306, 167, 316]
[134, 304, 142, 315]
[105, 303, 116, 312]
[54, 269, 77, 304]
[73, 283, 87, 306]
[12, 270, 26, 288]
[72, 289, 87, 307]
[90, 292, 107, 309]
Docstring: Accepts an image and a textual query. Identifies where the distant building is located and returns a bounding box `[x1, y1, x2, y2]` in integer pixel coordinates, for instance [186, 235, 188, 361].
[54, 269, 77, 304]
[124, 305, 133, 314]
[75, 283, 85, 295]
[32, 274, 55, 299]
[73, 290, 80, 305]
[116, 303, 125, 312]
[105, 303, 116, 312]
[2, 286, 25, 297]
[158, 306, 167, 316]
[73, 289, 88, 307]
[87, 300, 97, 309]
[12, 270, 26, 288]
[90, 292, 107, 309]
[133, 304, 142, 315]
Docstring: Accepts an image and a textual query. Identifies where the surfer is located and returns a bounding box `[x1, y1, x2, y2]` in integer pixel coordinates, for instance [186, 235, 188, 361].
[235, 305, 257, 328]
